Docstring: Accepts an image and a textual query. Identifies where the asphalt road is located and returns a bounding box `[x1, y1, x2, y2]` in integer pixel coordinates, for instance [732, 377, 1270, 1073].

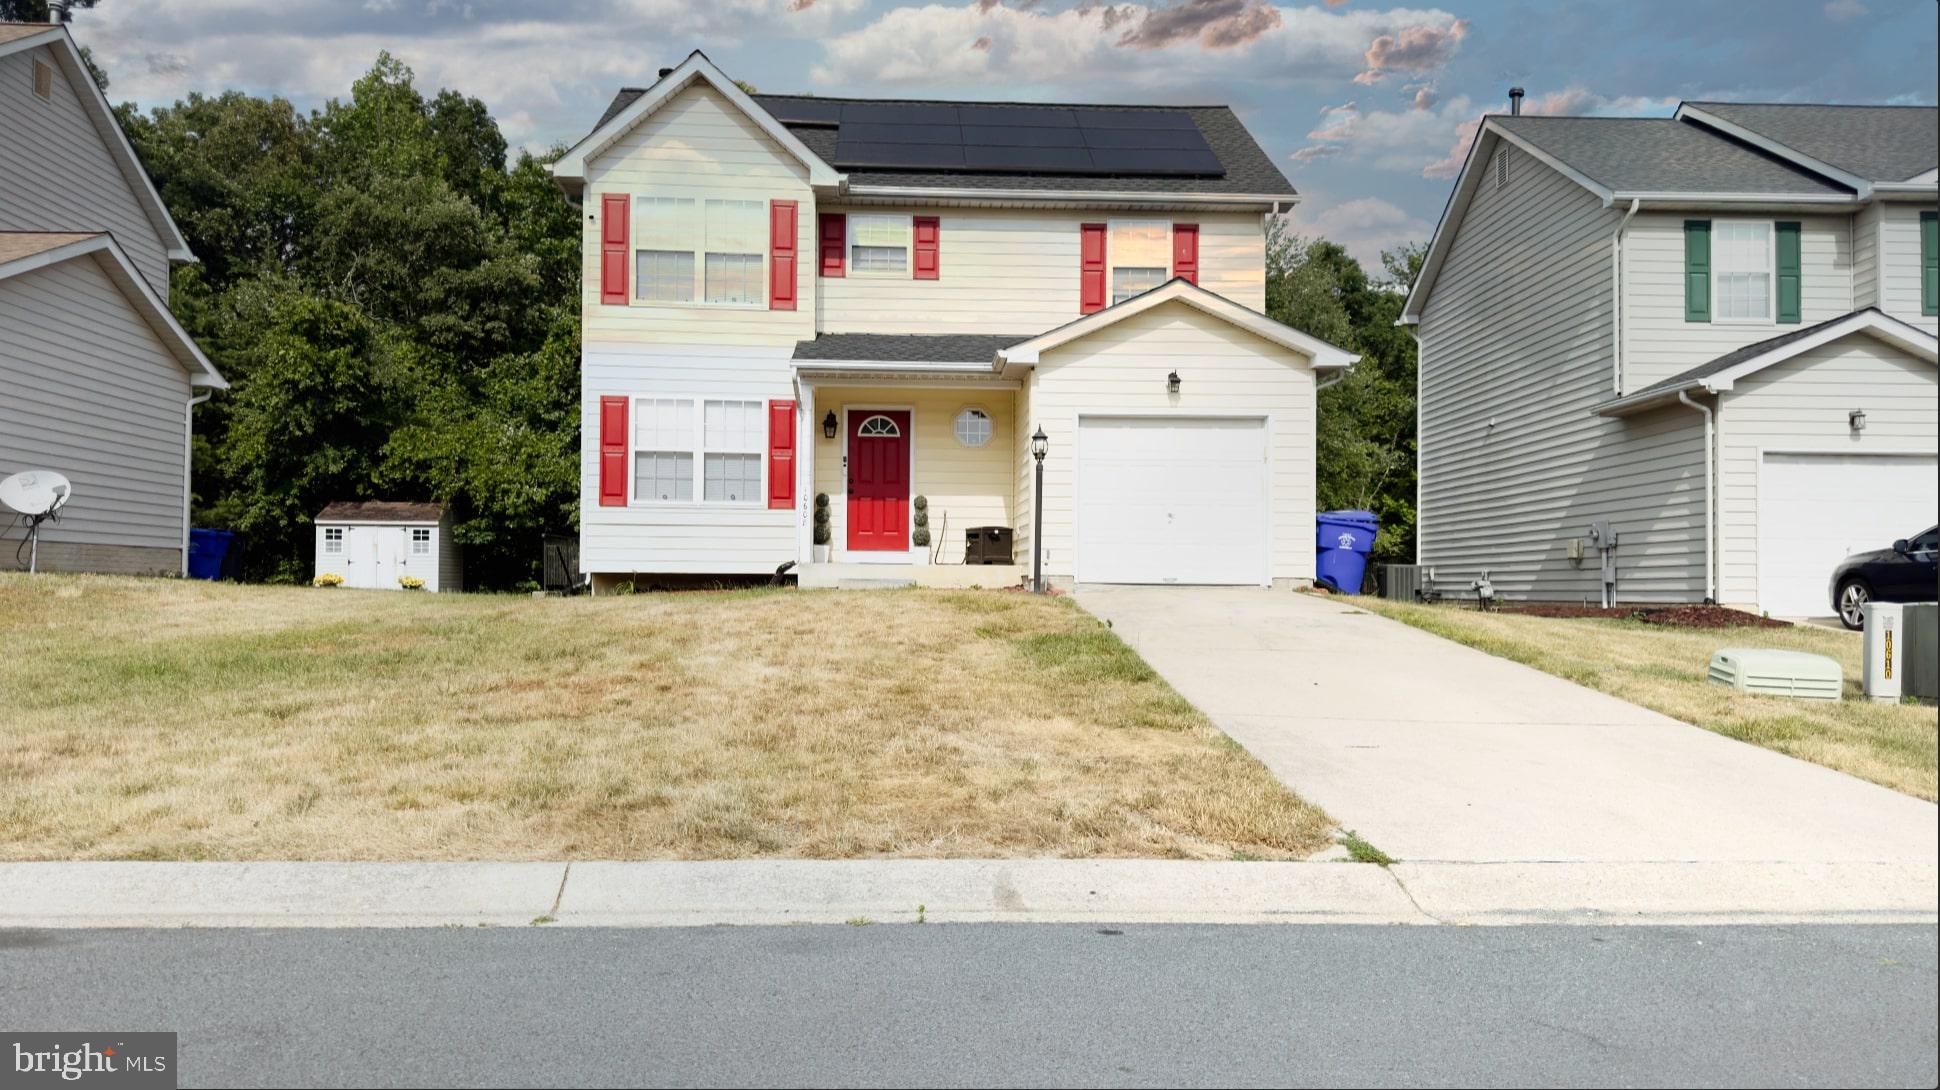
[2, 924, 1934, 1088]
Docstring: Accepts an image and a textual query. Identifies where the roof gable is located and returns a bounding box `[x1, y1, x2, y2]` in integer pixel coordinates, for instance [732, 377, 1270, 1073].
[998, 278, 1357, 369]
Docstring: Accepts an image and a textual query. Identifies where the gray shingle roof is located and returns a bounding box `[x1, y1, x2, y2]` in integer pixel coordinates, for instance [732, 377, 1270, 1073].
[1491, 116, 1852, 197]
[592, 88, 1294, 196]
[1633, 308, 1883, 396]
[1686, 102, 1938, 183]
[792, 333, 1030, 364]
[316, 501, 445, 523]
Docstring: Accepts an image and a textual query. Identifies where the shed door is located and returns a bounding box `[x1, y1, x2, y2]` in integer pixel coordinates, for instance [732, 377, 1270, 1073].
[1076, 416, 1268, 585]
[1758, 451, 1938, 616]
[346, 526, 406, 589]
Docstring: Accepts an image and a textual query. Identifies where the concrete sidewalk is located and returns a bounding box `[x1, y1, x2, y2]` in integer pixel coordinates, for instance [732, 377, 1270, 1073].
[1077, 587, 1940, 865]
[0, 860, 1932, 928]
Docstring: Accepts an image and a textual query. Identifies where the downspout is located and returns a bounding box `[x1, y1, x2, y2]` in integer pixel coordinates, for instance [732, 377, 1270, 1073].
[1676, 390, 1716, 604]
[182, 390, 212, 576]
[1610, 198, 1640, 394]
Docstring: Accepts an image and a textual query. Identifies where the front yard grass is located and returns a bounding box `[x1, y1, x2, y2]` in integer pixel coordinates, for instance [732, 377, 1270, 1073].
[0, 573, 1330, 861]
[1350, 597, 1938, 801]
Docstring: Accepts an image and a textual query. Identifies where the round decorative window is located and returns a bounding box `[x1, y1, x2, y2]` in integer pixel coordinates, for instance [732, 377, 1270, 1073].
[954, 407, 992, 447]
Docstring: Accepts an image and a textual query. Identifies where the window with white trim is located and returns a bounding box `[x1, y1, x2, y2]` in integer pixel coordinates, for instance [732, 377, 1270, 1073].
[954, 407, 991, 447]
[1109, 220, 1169, 304]
[1713, 221, 1773, 321]
[631, 197, 766, 306]
[702, 400, 764, 503]
[634, 397, 694, 502]
[850, 214, 910, 275]
[323, 527, 343, 555]
[411, 528, 431, 555]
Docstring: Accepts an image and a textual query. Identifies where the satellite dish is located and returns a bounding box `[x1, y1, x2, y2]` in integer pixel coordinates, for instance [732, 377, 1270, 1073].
[1, 470, 73, 573]
[0, 470, 71, 517]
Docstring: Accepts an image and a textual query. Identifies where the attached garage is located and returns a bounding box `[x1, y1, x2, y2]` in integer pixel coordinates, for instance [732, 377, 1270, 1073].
[1075, 415, 1268, 584]
[1756, 452, 1938, 617]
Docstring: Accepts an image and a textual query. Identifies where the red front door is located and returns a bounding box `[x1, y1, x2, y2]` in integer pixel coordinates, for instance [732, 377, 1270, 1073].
[847, 410, 911, 552]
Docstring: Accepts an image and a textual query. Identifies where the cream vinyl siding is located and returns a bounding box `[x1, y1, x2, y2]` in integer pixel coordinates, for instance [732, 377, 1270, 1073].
[1025, 299, 1315, 585]
[581, 83, 814, 348]
[580, 344, 796, 574]
[0, 255, 190, 557]
[1416, 143, 1710, 603]
[0, 45, 170, 296]
[1622, 211, 1852, 391]
[1714, 336, 1939, 607]
[816, 209, 1264, 335]
[1852, 202, 1881, 310]
[1877, 202, 1938, 334]
[1012, 379, 1035, 566]
[809, 387, 1015, 564]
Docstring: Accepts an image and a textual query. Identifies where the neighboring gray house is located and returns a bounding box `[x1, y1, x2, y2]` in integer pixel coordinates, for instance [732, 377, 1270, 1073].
[1403, 100, 1937, 618]
[0, 22, 224, 576]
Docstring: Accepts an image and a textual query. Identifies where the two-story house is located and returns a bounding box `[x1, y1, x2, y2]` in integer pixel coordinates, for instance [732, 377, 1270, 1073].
[1403, 100, 1938, 621]
[553, 52, 1355, 591]
[0, 21, 224, 575]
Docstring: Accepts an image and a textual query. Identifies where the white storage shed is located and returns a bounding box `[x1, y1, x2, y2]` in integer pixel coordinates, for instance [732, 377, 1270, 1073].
[313, 501, 461, 592]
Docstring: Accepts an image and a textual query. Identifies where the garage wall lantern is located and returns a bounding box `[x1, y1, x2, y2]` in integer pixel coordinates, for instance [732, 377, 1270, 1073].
[1030, 427, 1048, 594]
[1167, 370, 1182, 394]
[1849, 408, 1866, 433]
[822, 410, 839, 440]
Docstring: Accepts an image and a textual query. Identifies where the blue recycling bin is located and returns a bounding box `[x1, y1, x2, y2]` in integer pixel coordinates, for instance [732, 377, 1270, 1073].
[1314, 509, 1378, 594]
[186, 528, 234, 581]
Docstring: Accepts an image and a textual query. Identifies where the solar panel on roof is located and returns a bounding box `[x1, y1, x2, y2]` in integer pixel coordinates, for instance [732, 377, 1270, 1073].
[839, 102, 959, 126]
[955, 105, 1080, 128]
[1076, 109, 1200, 130]
[805, 100, 1223, 177]
[963, 145, 1096, 172]
[843, 122, 964, 146]
[757, 98, 842, 126]
[835, 141, 969, 169]
[1080, 127, 1213, 150]
[961, 125, 1090, 148]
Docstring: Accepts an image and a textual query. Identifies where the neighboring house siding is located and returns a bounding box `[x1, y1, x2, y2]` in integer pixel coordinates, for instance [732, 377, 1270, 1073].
[580, 344, 796, 574]
[1877, 202, 1938, 334]
[809, 387, 1016, 564]
[436, 514, 462, 592]
[581, 83, 815, 349]
[0, 255, 188, 570]
[1622, 211, 1852, 391]
[1417, 145, 1710, 603]
[0, 45, 170, 296]
[815, 209, 1264, 335]
[1852, 203, 1881, 310]
[1715, 337, 1939, 607]
[1026, 299, 1315, 585]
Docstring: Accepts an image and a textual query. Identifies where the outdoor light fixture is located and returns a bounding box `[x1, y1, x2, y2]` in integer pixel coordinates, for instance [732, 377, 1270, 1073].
[1167, 370, 1182, 394]
[1849, 408, 1867, 433]
[1031, 427, 1049, 593]
[822, 410, 838, 439]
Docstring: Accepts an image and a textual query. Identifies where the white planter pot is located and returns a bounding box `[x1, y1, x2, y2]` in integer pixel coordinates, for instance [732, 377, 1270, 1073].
[812, 544, 830, 563]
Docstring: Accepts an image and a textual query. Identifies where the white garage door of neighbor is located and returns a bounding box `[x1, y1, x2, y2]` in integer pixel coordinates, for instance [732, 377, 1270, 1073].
[1759, 451, 1939, 617]
[1076, 416, 1268, 585]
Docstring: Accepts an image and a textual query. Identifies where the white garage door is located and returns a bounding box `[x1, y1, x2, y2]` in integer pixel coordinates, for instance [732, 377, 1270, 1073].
[1759, 451, 1939, 616]
[1076, 416, 1268, 585]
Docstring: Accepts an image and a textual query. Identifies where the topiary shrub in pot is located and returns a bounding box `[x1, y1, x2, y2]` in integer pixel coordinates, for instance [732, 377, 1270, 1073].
[912, 495, 931, 550]
[812, 493, 832, 562]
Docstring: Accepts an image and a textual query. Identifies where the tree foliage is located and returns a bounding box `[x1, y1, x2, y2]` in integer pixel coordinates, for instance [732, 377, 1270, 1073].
[1265, 218, 1425, 567]
[119, 53, 580, 586]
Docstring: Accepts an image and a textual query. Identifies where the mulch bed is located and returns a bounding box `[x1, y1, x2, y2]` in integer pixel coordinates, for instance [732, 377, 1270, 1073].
[1500, 603, 1791, 629]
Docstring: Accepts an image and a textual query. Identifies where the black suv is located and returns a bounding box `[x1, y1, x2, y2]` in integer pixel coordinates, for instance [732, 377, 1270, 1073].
[1830, 525, 1939, 629]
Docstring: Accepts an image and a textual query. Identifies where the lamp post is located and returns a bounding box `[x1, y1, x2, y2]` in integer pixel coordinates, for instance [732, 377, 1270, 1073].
[1030, 426, 1048, 593]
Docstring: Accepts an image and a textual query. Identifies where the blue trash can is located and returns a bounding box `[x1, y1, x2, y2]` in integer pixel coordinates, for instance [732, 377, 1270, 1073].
[1315, 510, 1378, 594]
[187, 528, 234, 581]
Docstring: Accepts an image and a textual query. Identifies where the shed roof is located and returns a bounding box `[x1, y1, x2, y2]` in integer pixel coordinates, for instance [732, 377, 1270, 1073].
[316, 501, 446, 523]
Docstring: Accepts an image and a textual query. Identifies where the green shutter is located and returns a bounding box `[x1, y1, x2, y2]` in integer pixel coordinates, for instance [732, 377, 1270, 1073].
[1775, 221, 1802, 324]
[1684, 220, 1710, 323]
[1922, 211, 1937, 317]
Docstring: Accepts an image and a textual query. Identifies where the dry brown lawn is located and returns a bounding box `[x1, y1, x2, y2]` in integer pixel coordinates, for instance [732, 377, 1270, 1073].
[1351, 597, 1938, 801]
[0, 573, 1330, 861]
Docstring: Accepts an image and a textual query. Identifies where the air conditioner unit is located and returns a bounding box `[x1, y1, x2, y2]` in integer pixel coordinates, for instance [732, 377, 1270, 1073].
[1381, 564, 1424, 601]
[1707, 648, 1842, 701]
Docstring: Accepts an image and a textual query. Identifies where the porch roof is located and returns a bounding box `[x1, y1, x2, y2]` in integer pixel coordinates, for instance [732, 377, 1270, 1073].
[792, 332, 1032, 365]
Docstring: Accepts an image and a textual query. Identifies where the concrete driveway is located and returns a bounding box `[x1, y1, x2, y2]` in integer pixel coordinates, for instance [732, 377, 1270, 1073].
[1078, 587, 1939, 865]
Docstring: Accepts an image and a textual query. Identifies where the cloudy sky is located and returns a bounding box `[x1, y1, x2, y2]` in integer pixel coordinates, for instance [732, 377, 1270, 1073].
[68, 0, 1939, 268]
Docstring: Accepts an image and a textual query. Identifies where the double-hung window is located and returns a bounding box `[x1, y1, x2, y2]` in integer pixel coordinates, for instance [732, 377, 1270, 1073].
[1109, 220, 1170, 304]
[850, 214, 910, 275]
[1713, 221, 1773, 322]
[631, 398, 764, 504]
[632, 197, 766, 305]
[702, 400, 764, 503]
[634, 397, 694, 502]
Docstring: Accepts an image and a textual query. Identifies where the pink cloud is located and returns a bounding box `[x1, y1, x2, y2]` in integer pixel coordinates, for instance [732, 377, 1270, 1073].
[1116, 0, 1283, 51]
[1355, 17, 1467, 84]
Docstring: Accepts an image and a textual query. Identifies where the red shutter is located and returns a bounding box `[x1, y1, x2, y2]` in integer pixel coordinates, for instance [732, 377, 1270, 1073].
[599, 194, 629, 305]
[1079, 222, 1107, 313]
[1172, 222, 1199, 285]
[912, 215, 940, 280]
[767, 400, 796, 510]
[770, 200, 798, 310]
[598, 396, 628, 506]
[818, 213, 846, 277]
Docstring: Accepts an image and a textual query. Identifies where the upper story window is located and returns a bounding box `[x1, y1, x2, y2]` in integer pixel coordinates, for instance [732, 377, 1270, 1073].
[632, 196, 766, 306]
[850, 215, 910, 275]
[1110, 220, 1170, 304]
[322, 527, 344, 555]
[32, 57, 54, 101]
[1713, 221, 1773, 322]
